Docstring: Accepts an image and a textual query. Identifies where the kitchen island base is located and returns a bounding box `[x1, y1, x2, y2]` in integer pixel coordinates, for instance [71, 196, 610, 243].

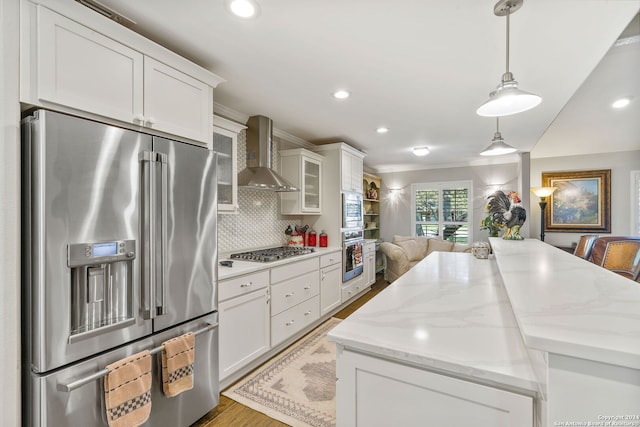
[335, 347, 534, 427]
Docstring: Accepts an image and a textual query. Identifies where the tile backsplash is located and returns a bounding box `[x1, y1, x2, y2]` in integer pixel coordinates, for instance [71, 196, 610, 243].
[217, 130, 302, 254]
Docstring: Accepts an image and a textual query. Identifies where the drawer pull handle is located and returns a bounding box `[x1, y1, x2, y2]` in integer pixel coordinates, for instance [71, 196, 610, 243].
[304, 286, 311, 290]
[304, 311, 311, 316]
[240, 281, 253, 288]
[285, 292, 295, 297]
[286, 320, 295, 326]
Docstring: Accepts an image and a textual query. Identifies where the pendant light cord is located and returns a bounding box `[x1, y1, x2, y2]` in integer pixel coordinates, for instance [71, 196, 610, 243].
[505, 6, 510, 74]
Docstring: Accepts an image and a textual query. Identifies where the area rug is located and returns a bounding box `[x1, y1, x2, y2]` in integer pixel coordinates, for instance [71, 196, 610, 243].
[223, 317, 341, 427]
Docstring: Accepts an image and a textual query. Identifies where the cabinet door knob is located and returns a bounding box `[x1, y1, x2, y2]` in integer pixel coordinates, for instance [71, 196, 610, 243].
[146, 116, 157, 125]
[134, 114, 145, 123]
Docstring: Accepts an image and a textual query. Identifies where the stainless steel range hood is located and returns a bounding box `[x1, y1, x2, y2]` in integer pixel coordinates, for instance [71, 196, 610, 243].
[238, 115, 299, 192]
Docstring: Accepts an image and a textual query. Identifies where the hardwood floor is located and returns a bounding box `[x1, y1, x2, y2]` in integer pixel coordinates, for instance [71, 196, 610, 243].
[191, 274, 390, 427]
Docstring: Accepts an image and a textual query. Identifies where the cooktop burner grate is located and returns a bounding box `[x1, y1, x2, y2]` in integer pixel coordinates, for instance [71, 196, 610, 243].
[230, 246, 315, 262]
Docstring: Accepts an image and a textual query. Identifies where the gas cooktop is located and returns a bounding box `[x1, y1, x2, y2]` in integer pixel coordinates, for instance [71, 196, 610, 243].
[230, 246, 316, 262]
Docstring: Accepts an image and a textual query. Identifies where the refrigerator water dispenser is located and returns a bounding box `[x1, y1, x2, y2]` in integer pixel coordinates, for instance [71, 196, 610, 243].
[68, 240, 136, 340]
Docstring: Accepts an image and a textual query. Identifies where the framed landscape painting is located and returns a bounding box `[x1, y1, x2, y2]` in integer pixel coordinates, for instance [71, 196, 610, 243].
[542, 169, 611, 233]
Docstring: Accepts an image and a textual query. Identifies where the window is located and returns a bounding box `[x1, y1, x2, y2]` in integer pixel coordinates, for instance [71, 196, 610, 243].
[632, 170, 640, 236]
[411, 181, 472, 244]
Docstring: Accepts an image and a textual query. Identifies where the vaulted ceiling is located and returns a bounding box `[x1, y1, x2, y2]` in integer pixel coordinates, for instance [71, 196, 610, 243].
[95, 0, 640, 172]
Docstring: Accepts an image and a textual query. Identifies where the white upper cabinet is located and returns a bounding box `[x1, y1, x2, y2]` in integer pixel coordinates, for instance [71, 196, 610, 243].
[279, 148, 324, 215]
[21, 0, 224, 146]
[212, 115, 245, 212]
[34, 5, 144, 125]
[143, 57, 212, 143]
[341, 148, 364, 193]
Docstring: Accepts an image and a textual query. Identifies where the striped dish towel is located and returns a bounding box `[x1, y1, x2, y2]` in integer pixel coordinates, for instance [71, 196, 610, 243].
[104, 350, 152, 427]
[161, 332, 195, 397]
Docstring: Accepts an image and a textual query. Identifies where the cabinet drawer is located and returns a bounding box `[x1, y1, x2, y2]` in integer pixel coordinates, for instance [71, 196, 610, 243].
[271, 271, 319, 316]
[271, 296, 320, 347]
[219, 270, 269, 302]
[320, 251, 341, 268]
[364, 243, 376, 254]
[271, 258, 318, 284]
[341, 276, 367, 303]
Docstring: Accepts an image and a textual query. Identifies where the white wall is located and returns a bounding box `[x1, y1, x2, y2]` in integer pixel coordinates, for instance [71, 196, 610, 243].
[530, 150, 640, 248]
[379, 162, 520, 244]
[0, 0, 22, 425]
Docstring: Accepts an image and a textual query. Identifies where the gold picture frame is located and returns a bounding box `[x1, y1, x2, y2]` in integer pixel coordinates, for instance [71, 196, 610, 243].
[541, 169, 611, 233]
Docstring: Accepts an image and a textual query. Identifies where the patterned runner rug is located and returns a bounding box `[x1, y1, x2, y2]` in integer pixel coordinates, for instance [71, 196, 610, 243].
[223, 317, 341, 427]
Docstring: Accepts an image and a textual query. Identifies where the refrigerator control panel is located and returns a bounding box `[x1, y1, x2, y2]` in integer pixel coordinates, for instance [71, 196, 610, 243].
[68, 240, 136, 267]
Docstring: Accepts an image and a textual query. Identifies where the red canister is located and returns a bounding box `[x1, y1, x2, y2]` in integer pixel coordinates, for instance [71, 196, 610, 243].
[307, 228, 317, 247]
[319, 230, 328, 247]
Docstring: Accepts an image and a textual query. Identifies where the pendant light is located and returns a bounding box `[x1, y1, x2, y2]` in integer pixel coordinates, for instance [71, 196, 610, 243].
[480, 118, 517, 156]
[476, 0, 541, 117]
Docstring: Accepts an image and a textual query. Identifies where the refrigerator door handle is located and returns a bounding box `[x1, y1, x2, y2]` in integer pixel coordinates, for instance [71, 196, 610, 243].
[156, 152, 169, 316]
[140, 151, 155, 320]
[56, 321, 219, 392]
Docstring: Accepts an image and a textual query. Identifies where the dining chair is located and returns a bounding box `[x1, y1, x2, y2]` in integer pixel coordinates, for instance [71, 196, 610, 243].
[601, 240, 640, 280]
[573, 234, 599, 260]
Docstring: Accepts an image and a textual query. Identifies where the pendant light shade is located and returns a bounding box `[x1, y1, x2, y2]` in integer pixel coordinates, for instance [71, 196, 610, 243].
[480, 118, 517, 156]
[477, 0, 541, 117]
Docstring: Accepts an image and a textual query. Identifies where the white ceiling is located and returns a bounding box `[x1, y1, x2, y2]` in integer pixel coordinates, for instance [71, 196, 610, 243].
[95, 0, 640, 172]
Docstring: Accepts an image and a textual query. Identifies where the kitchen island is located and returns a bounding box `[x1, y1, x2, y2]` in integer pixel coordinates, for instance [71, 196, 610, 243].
[328, 239, 640, 427]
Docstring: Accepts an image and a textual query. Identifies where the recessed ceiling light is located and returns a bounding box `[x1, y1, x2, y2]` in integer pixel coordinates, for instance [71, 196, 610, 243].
[412, 146, 430, 156]
[332, 90, 350, 99]
[376, 127, 388, 134]
[612, 98, 631, 109]
[227, 0, 259, 18]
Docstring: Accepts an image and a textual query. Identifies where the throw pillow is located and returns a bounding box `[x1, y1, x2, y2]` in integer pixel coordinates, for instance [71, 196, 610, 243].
[427, 238, 455, 254]
[396, 239, 423, 262]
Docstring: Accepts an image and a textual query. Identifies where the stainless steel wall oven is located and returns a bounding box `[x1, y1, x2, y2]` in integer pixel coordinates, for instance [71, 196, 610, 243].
[342, 230, 364, 282]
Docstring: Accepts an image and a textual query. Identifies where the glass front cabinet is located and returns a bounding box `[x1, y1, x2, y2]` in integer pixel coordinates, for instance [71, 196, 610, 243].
[212, 115, 246, 212]
[279, 148, 324, 215]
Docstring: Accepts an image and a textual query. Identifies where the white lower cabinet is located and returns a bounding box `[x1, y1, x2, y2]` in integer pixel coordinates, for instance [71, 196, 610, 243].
[336, 348, 533, 427]
[364, 242, 376, 287]
[270, 258, 320, 346]
[271, 296, 320, 347]
[218, 271, 270, 382]
[320, 251, 342, 316]
[341, 275, 366, 303]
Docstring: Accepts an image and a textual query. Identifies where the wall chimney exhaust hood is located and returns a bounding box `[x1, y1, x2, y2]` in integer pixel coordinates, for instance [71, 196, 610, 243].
[237, 115, 299, 192]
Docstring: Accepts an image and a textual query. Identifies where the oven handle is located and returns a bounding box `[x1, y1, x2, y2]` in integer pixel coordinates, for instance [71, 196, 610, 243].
[56, 321, 218, 392]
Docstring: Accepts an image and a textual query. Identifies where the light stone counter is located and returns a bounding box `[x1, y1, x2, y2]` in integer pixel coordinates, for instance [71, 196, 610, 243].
[327, 251, 539, 393]
[217, 246, 342, 281]
[490, 237, 640, 370]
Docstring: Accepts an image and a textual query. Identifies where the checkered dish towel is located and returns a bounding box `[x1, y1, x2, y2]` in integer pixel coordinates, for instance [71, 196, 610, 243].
[161, 332, 195, 397]
[104, 350, 152, 427]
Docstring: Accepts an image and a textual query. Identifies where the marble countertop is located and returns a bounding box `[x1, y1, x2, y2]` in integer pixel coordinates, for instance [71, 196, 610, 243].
[217, 246, 342, 280]
[327, 251, 539, 393]
[490, 238, 640, 370]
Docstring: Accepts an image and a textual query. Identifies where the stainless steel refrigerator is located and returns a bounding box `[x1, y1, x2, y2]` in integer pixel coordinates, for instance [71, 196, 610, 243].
[21, 110, 219, 426]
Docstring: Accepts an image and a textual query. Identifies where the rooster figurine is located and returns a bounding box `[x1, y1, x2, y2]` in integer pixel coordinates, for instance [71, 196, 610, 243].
[487, 190, 526, 240]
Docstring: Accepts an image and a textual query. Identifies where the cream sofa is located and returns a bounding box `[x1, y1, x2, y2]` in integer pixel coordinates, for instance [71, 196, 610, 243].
[379, 236, 471, 282]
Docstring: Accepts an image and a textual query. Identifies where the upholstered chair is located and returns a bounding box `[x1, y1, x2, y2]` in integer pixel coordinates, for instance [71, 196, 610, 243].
[573, 235, 599, 260]
[600, 240, 640, 280]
